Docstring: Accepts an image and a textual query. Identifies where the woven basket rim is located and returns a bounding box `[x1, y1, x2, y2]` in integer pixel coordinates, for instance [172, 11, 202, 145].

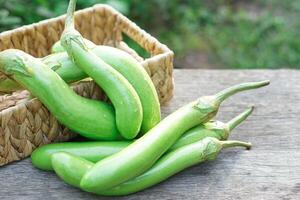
[0, 4, 174, 58]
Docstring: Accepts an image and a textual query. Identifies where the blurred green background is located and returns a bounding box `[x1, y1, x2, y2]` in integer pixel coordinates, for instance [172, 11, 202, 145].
[0, 0, 299, 69]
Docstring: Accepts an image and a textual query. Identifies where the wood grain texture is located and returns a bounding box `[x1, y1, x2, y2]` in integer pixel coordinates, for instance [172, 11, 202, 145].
[1, 69, 299, 200]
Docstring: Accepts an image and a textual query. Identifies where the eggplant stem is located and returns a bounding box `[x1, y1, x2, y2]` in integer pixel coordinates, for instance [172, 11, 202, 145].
[221, 140, 252, 150]
[227, 106, 254, 131]
[215, 80, 270, 103]
[65, 0, 77, 31]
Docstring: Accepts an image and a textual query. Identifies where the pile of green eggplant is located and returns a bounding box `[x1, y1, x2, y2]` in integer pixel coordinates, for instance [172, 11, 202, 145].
[0, 0, 270, 196]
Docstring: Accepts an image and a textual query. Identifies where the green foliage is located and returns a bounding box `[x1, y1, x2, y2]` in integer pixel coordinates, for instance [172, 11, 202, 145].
[1, 0, 300, 68]
[126, 0, 214, 55]
[0, 0, 128, 32]
[203, 1, 300, 68]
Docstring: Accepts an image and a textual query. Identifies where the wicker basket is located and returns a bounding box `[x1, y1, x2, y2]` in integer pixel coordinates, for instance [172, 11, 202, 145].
[0, 4, 174, 166]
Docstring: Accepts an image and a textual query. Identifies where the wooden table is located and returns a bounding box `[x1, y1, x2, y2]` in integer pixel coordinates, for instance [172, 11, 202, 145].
[1, 69, 299, 200]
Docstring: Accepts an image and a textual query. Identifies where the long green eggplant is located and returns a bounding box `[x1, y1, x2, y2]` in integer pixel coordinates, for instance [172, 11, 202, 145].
[60, 0, 160, 138]
[78, 80, 268, 192]
[31, 106, 253, 171]
[1, 42, 161, 134]
[51, 137, 251, 195]
[0, 49, 122, 140]
[48, 44, 162, 133]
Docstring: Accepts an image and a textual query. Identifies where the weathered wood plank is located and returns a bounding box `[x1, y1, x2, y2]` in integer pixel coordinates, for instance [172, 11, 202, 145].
[1, 69, 300, 200]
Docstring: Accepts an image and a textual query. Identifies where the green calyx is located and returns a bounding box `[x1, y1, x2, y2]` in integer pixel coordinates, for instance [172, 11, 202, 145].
[195, 137, 252, 161]
[200, 137, 223, 161]
[205, 106, 254, 140]
[0, 50, 32, 77]
[61, 34, 88, 59]
[203, 121, 228, 139]
[194, 95, 219, 116]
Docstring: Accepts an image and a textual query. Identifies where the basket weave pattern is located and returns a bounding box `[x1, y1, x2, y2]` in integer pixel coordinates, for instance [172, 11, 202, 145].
[0, 5, 174, 166]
